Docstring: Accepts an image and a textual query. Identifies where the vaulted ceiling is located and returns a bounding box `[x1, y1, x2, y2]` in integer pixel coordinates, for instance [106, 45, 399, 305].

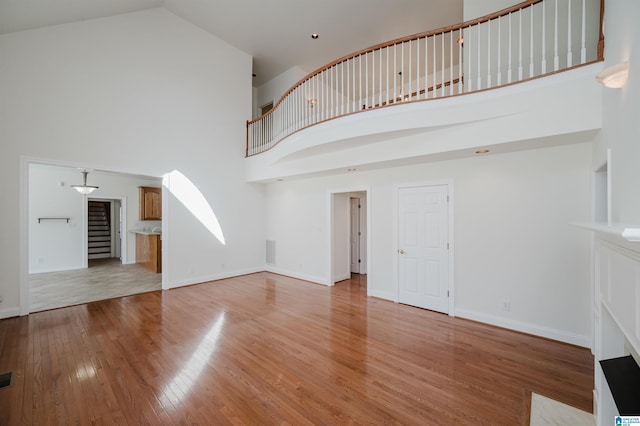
[0, 0, 463, 86]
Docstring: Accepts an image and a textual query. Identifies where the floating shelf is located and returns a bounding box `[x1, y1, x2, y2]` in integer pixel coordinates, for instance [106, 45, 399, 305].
[600, 355, 640, 415]
[37, 217, 70, 223]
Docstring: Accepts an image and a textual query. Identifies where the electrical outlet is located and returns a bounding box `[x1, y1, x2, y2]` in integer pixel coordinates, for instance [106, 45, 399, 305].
[502, 300, 511, 312]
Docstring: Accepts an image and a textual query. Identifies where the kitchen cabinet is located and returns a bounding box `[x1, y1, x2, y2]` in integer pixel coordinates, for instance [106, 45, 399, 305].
[136, 232, 161, 273]
[139, 186, 161, 220]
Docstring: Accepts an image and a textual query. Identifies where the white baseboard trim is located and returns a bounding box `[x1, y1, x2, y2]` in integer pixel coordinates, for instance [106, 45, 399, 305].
[167, 267, 264, 289]
[0, 306, 20, 319]
[265, 266, 330, 286]
[368, 289, 397, 302]
[333, 273, 351, 283]
[29, 265, 85, 274]
[455, 308, 591, 348]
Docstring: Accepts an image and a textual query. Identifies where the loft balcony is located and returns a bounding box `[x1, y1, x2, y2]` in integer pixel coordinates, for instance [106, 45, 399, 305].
[246, 0, 604, 183]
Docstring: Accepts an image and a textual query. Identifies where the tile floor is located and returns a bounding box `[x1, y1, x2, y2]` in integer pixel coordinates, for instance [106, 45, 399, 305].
[530, 392, 595, 425]
[29, 258, 161, 312]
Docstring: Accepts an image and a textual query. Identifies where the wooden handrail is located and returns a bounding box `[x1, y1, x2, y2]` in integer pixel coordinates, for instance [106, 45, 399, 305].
[247, 0, 605, 156]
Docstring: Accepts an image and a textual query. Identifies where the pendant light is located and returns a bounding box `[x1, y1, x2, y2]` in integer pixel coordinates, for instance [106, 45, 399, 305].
[71, 170, 99, 195]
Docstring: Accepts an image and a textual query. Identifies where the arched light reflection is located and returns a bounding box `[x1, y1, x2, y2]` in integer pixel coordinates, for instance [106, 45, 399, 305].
[160, 312, 225, 406]
[163, 170, 225, 245]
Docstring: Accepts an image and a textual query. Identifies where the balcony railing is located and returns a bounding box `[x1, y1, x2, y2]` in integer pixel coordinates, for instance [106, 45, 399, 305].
[246, 0, 604, 157]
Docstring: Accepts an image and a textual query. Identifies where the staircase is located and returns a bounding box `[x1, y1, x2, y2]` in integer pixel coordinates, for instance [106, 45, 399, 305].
[88, 201, 112, 260]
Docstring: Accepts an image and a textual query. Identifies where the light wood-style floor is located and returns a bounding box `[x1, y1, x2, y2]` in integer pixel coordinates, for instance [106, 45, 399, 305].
[29, 258, 161, 312]
[1, 272, 593, 425]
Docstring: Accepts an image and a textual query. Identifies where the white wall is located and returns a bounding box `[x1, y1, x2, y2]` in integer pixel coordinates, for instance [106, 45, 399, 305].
[0, 8, 265, 316]
[28, 164, 162, 273]
[265, 142, 593, 346]
[254, 66, 307, 117]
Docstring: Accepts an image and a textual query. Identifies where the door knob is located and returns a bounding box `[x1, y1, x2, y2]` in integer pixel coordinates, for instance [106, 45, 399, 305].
[399, 249, 406, 254]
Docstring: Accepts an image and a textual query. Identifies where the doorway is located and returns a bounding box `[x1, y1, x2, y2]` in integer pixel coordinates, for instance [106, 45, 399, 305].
[87, 198, 123, 262]
[396, 183, 452, 314]
[330, 189, 369, 288]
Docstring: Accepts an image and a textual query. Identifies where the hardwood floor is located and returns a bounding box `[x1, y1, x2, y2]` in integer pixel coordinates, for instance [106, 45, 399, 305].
[0, 273, 593, 425]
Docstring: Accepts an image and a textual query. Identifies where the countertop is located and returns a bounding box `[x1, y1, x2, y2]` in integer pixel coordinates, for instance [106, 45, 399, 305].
[130, 230, 162, 235]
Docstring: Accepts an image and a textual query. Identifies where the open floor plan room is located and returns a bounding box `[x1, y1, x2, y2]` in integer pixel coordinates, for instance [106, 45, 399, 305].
[0, 273, 593, 424]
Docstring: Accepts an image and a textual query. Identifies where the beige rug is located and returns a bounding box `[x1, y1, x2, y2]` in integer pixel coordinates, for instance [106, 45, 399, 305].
[530, 393, 595, 426]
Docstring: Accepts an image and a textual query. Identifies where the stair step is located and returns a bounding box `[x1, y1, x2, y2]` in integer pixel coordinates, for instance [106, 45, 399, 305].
[88, 253, 111, 259]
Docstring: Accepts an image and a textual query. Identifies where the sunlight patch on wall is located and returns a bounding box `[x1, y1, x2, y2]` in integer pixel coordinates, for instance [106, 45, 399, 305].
[164, 170, 225, 245]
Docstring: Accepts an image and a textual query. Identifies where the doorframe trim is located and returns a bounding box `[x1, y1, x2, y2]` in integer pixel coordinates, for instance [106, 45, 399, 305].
[86, 197, 128, 265]
[393, 179, 455, 316]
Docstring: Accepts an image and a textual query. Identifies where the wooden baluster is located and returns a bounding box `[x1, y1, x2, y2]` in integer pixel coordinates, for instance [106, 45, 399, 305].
[409, 40, 412, 101]
[497, 16, 502, 85]
[508, 12, 513, 83]
[467, 27, 472, 91]
[580, 0, 586, 63]
[441, 32, 445, 96]
[458, 28, 463, 94]
[341, 60, 345, 116]
[359, 54, 363, 110]
[365, 52, 369, 109]
[433, 35, 436, 97]
[487, 19, 492, 88]
[542, 0, 547, 73]
[425, 34, 429, 98]
[567, 0, 573, 67]
[449, 30, 453, 95]
[554, 0, 559, 70]
[393, 44, 397, 103]
[476, 24, 481, 90]
[386, 45, 390, 105]
[518, 8, 523, 80]
[530, 6, 534, 77]
[379, 48, 383, 107]
[416, 39, 420, 101]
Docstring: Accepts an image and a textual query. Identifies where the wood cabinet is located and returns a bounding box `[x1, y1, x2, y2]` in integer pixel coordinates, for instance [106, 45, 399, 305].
[136, 233, 162, 273]
[139, 186, 161, 220]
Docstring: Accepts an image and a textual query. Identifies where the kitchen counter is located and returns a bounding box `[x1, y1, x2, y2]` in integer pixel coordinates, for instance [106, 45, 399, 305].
[130, 230, 162, 236]
[133, 231, 162, 273]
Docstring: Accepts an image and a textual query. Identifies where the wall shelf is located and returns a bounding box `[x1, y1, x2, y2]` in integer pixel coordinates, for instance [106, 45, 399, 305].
[37, 217, 70, 223]
[600, 355, 640, 415]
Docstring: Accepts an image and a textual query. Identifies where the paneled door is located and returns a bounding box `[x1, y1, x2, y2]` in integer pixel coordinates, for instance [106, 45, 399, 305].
[398, 185, 449, 313]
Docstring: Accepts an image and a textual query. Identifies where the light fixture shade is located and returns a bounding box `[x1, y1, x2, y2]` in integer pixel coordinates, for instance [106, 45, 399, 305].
[596, 62, 629, 88]
[72, 185, 99, 195]
[71, 170, 99, 195]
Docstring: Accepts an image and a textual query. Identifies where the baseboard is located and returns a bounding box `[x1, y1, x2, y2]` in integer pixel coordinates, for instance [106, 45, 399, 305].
[455, 308, 591, 348]
[333, 273, 351, 283]
[0, 307, 20, 319]
[368, 289, 397, 302]
[29, 265, 85, 274]
[167, 267, 265, 289]
[265, 266, 330, 286]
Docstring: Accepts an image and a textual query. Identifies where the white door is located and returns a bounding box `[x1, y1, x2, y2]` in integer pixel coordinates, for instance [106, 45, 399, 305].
[398, 185, 449, 313]
[350, 198, 360, 273]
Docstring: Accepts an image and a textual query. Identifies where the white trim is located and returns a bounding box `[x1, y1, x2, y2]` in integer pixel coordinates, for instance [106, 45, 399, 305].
[29, 265, 85, 274]
[455, 308, 591, 348]
[167, 267, 266, 289]
[265, 266, 330, 286]
[0, 307, 20, 320]
[368, 289, 397, 301]
[393, 179, 454, 314]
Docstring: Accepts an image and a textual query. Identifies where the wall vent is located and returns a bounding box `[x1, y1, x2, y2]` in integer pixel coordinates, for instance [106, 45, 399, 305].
[266, 240, 275, 265]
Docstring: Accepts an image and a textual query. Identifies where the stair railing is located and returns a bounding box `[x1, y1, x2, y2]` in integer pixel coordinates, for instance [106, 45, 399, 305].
[246, 0, 604, 157]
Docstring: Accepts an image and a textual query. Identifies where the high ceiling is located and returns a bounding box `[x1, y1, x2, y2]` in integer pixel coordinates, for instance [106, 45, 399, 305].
[0, 0, 463, 86]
